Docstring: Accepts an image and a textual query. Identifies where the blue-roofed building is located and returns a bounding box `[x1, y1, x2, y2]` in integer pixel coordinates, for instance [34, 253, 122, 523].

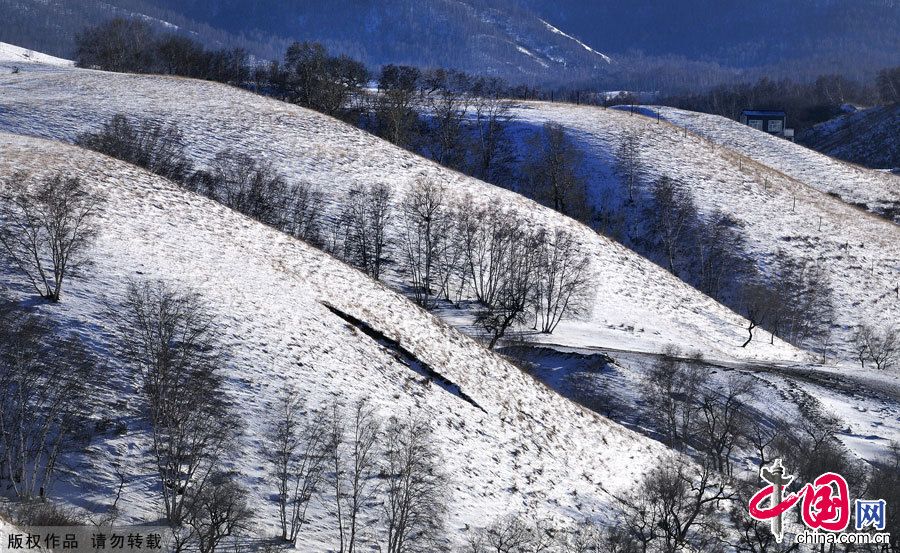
[740, 109, 786, 135]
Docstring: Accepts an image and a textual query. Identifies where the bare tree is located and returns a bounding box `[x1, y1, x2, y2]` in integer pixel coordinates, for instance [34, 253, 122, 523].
[0, 300, 97, 498]
[696, 375, 753, 476]
[117, 280, 237, 525]
[533, 229, 593, 333]
[376, 65, 422, 149]
[522, 123, 591, 223]
[284, 181, 326, 247]
[474, 226, 541, 348]
[422, 71, 472, 169]
[468, 84, 515, 185]
[0, 173, 101, 302]
[340, 183, 393, 280]
[615, 128, 644, 204]
[615, 456, 731, 553]
[455, 202, 512, 307]
[738, 282, 772, 348]
[854, 324, 899, 371]
[646, 176, 695, 278]
[184, 471, 252, 553]
[330, 399, 381, 553]
[465, 513, 554, 553]
[263, 389, 330, 543]
[398, 179, 450, 308]
[382, 415, 448, 553]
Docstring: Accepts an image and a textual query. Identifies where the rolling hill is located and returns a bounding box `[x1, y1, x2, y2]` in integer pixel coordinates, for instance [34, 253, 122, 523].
[504, 101, 900, 361]
[0, 131, 669, 546]
[1, 42, 899, 548]
[0, 49, 804, 365]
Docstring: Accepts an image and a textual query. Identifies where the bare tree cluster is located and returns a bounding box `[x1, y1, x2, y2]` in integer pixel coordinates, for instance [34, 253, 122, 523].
[738, 255, 833, 352]
[630, 174, 833, 352]
[0, 297, 97, 499]
[332, 183, 393, 280]
[376, 65, 424, 149]
[329, 400, 381, 553]
[395, 181, 594, 346]
[189, 150, 294, 229]
[642, 175, 752, 302]
[614, 456, 731, 553]
[462, 513, 555, 553]
[75, 18, 249, 85]
[78, 115, 327, 246]
[117, 280, 242, 538]
[269, 42, 369, 119]
[854, 324, 899, 371]
[0, 172, 102, 302]
[642, 348, 756, 477]
[397, 179, 454, 308]
[641, 347, 704, 450]
[76, 114, 193, 183]
[261, 398, 449, 551]
[183, 471, 252, 553]
[382, 415, 448, 553]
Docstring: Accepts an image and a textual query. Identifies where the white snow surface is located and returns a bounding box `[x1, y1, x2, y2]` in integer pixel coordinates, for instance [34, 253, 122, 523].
[0, 132, 669, 546]
[0, 61, 807, 366]
[0, 42, 73, 73]
[508, 101, 900, 361]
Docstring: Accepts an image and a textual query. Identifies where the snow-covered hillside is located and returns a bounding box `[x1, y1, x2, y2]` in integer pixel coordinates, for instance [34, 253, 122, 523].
[0, 132, 671, 546]
[0, 42, 72, 73]
[0, 59, 805, 365]
[799, 104, 900, 173]
[506, 101, 900, 361]
[639, 105, 900, 221]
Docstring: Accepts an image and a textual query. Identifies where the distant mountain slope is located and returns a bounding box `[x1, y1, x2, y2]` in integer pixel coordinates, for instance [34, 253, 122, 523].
[0, 0, 289, 60]
[799, 104, 900, 172]
[506, 102, 900, 361]
[0, 0, 613, 83]
[526, 0, 900, 80]
[157, 0, 615, 79]
[3, 0, 898, 87]
[0, 131, 669, 545]
[0, 52, 805, 366]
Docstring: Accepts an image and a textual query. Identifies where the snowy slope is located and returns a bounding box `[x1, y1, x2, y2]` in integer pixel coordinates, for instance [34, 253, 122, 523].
[508, 101, 900, 361]
[0, 132, 672, 546]
[0, 60, 806, 365]
[799, 104, 900, 173]
[0, 42, 72, 73]
[640, 105, 900, 221]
